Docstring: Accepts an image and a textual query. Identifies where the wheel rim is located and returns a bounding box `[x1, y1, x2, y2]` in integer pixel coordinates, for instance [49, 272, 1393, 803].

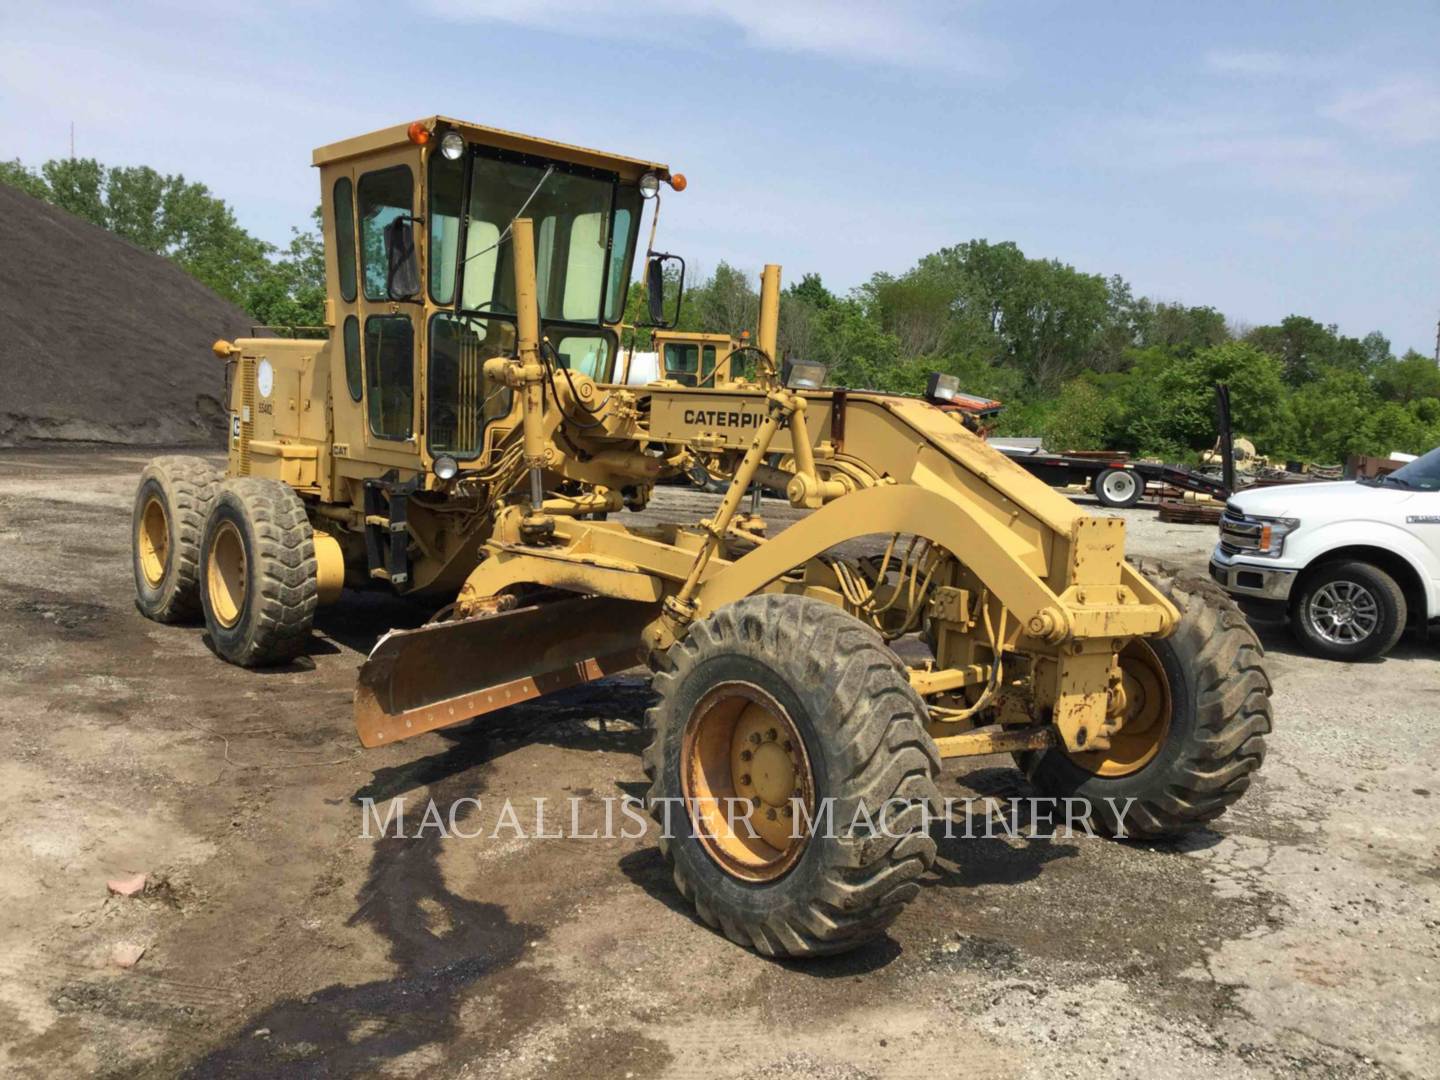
[1065, 639, 1172, 778]
[138, 495, 170, 587]
[681, 682, 814, 882]
[1307, 581, 1379, 645]
[207, 520, 247, 629]
[1101, 470, 1137, 502]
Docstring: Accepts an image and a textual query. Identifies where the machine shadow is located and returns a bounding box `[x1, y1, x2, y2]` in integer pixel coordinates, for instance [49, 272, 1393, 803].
[182, 736, 539, 1077]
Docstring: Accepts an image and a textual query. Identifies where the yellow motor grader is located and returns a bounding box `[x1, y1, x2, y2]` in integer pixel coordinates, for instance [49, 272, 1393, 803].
[131, 117, 1271, 956]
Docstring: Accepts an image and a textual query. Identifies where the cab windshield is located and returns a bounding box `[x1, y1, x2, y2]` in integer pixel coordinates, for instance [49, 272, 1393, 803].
[1376, 446, 1440, 491]
[429, 149, 642, 326]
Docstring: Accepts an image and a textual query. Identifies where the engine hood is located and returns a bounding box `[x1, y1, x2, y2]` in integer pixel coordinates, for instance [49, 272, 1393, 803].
[1229, 480, 1416, 519]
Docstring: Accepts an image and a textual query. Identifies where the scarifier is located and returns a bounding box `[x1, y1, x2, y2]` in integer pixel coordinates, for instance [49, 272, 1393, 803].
[131, 117, 1272, 956]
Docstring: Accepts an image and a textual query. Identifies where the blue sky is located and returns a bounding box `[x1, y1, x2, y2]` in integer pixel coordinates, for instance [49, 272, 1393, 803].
[3, 1, 1437, 353]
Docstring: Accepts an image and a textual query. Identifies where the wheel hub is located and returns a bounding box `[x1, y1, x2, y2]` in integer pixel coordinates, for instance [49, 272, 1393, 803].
[1309, 581, 1378, 644]
[1065, 639, 1171, 778]
[682, 682, 814, 881]
[208, 520, 248, 629]
[138, 495, 170, 587]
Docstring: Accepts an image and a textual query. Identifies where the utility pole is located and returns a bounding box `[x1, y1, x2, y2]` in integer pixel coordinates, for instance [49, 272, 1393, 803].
[69, 122, 75, 160]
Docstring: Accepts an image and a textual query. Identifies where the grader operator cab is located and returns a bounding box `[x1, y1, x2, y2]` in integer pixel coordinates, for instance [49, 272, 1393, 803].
[132, 116, 1271, 957]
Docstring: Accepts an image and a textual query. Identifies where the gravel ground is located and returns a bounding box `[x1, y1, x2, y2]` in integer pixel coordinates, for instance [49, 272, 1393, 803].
[0, 448, 1436, 1078]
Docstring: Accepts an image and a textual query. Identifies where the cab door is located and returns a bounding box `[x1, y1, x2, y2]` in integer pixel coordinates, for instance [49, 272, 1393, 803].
[352, 155, 422, 471]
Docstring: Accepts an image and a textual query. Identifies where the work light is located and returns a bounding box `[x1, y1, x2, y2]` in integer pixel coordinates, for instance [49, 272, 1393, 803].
[440, 131, 466, 160]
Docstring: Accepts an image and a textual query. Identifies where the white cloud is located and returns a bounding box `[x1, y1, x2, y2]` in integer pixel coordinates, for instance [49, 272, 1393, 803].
[1203, 49, 1313, 77]
[1323, 76, 1440, 145]
[1113, 109, 1413, 204]
[416, 0, 992, 72]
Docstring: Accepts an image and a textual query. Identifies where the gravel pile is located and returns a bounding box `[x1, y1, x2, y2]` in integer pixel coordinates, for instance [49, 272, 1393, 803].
[0, 182, 253, 447]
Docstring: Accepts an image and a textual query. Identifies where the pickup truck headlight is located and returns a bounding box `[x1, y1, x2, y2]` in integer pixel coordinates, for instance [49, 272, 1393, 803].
[1255, 516, 1300, 557]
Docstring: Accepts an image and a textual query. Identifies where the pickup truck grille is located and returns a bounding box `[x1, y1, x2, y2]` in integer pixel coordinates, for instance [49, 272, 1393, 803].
[1219, 507, 1263, 555]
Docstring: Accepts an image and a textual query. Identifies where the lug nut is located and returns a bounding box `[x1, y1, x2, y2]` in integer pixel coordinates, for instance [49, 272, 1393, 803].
[748, 732, 761, 745]
[766, 808, 777, 821]
[740, 749, 752, 761]
[739, 773, 751, 786]
[766, 728, 778, 741]
[782, 739, 793, 752]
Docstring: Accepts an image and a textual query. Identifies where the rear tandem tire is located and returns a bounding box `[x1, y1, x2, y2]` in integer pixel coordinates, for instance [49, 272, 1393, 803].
[643, 595, 941, 957]
[1018, 558, 1271, 838]
[199, 477, 319, 667]
[132, 456, 220, 624]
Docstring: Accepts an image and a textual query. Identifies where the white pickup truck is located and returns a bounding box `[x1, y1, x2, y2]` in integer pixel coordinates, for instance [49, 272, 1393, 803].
[1209, 446, 1440, 660]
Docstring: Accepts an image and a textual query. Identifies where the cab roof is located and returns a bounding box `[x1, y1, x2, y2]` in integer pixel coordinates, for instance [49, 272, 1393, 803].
[312, 116, 672, 182]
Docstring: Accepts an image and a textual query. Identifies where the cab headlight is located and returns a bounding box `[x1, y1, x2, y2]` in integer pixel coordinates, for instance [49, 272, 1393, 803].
[1256, 517, 1300, 557]
[440, 131, 466, 160]
[638, 172, 660, 199]
[433, 455, 459, 481]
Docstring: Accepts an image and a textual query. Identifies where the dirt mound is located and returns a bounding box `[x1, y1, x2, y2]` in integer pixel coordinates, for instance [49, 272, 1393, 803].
[0, 183, 254, 447]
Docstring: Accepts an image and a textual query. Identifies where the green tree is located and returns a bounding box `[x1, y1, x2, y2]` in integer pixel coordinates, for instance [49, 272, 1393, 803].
[0, 158, 49, 199]
[1043, 380, 1116, 451]
[245, 208, 327, 330]
[1373, 349, 1440, 403]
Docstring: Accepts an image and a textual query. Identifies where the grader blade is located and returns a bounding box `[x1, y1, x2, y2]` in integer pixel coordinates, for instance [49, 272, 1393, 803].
[353, 595, 657, 747]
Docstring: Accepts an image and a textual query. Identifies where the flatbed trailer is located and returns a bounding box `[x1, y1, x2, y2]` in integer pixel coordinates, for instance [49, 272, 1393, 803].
[995, 447, 1230, 509]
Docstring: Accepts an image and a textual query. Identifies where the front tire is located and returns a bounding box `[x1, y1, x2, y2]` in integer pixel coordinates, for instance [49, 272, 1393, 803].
[1020, 559, 1271, 837]
[199, 477, 318, 667]
[643, 595, 940, 957]
[1289, 560, 1405, 662]
[132, 456, 220, 623]
[1093, 467, 1144, 508]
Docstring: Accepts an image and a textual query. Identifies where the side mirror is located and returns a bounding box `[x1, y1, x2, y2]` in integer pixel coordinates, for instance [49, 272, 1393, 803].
[644, 252, 685, 329]
[384, 215, 421, 300]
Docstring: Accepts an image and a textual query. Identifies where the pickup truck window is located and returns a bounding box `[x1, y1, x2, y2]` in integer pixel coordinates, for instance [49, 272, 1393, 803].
[1378, 446, 1440, 491]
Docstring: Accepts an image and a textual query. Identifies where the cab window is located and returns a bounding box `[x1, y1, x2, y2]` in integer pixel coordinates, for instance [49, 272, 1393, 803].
[604, 189, 641, 323]
[664, 342, 699, 387]
[428, 314, 515, 458]
[364, 315, 414, 439]
[428, 152, 464, 305]
[358, 166, 413, 301]
[553, 334, 612, 381]
[333, 177, 357, 304]
[342, 316, 362, 401]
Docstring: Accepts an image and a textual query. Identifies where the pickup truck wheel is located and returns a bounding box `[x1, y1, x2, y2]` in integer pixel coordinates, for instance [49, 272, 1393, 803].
[1289, 560, 1405, 662]
[1093, 468, 1144, 508]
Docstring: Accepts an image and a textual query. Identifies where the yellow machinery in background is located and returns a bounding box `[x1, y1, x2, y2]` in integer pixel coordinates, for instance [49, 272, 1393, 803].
[131, 116, 1271, 957]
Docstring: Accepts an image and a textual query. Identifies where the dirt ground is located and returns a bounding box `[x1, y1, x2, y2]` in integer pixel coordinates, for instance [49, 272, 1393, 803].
[0, 448, 1436, 1079]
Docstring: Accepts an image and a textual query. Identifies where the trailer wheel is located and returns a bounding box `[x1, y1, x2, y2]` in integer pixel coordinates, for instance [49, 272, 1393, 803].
[1093, 467, 1144, 508]
[132, 456, 220, 623]
[643, 595, 940, 957]
[199, 477, 318, 667]
[1018, 559, 1270, 837]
